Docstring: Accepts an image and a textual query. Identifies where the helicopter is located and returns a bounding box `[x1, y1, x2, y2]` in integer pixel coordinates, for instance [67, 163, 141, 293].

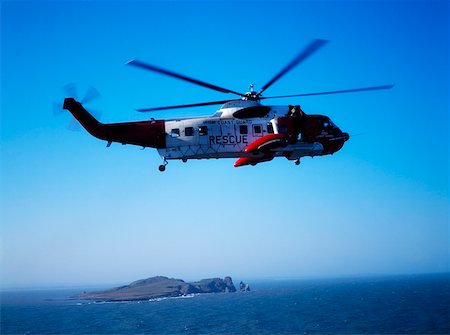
[63, 39, 393, 172]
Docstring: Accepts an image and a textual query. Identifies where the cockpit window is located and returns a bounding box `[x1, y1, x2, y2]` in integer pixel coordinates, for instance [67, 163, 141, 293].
[324, 119, 337, 128]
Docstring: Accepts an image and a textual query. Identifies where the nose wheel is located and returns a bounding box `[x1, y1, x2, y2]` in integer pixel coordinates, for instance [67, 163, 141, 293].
[294, 159, 300, 166]
[158, 157, 168, 172]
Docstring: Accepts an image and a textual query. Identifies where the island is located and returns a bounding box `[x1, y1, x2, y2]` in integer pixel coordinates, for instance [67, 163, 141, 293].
[74, 276, 250, 302]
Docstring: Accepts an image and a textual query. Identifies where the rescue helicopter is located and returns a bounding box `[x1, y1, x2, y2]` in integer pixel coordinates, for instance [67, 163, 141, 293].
[63, 39, 393, 171]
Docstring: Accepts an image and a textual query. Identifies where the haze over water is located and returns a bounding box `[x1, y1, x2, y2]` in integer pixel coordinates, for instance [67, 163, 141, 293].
[2, 274, 449, 334]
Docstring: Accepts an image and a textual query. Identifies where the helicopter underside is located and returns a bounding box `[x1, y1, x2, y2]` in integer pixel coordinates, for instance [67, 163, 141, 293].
[157, 141, 324, 162]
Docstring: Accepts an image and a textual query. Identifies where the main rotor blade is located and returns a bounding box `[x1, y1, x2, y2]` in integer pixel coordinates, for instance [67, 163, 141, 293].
[261, 84, 394, 100]
[136, 99, 235, 112]
[258, 39, 329, 96]
[127, 59, 245, 97]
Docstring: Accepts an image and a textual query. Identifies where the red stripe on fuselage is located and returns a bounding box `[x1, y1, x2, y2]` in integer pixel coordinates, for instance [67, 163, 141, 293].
[244, 133, 288, 154]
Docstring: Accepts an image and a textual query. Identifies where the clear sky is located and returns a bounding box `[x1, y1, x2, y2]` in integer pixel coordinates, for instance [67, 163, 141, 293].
[1, 0, 448, 288]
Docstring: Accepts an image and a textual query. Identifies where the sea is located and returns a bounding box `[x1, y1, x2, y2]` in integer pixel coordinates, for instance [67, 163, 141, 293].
[1, 273, 449, 334]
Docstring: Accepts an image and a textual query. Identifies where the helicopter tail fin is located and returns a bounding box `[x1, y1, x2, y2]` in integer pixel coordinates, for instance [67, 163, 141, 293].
[63, 98, 109, 140]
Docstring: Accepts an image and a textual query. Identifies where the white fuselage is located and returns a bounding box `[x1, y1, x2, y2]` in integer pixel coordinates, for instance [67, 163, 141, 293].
[158, 100, 292, 160]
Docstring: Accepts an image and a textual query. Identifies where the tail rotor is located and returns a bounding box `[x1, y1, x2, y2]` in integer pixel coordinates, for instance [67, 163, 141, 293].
[54, 84, 102, 131]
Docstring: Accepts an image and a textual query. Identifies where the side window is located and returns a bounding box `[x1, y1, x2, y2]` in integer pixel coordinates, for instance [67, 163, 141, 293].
[253, 125, 262, 136]
[171, 128, 180, 138]
[239, 125, 248, 135]
[199, 126, 208, 136]
[185, 127, 194, 136]
[267, 123, 274, 134]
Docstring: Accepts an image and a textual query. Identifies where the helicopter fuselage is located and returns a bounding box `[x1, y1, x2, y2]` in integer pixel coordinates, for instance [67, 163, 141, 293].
[160, 100, 340, 162]
[63, 98, 349, 169]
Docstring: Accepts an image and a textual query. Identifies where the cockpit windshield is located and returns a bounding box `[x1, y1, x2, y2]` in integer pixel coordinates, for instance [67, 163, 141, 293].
[323, 119, 337, 128]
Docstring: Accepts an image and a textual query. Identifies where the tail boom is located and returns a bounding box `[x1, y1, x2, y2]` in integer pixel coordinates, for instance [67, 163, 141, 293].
[63, 98, 166, 148]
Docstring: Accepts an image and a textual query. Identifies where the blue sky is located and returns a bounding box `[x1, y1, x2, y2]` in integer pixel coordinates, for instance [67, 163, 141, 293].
[1, 0, 448, 288]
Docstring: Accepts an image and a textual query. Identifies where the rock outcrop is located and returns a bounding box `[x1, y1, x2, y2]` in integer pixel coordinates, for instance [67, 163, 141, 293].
[75, 276, 238, 302]
[190, 276, 237, 293]
[239, 281, 251, 292]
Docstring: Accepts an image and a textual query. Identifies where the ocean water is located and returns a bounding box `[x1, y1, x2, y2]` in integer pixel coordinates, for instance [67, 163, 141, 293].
[1, 273, 449, 334]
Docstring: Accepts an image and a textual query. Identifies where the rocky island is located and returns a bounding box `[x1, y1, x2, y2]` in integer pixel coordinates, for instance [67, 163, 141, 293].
[75, 276, 249, 302]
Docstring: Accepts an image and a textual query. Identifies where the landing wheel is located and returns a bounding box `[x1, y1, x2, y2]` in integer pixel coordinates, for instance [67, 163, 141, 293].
[182, 158, 188, 163]
[159, 157, 168, 172]
[294, 159, 300, 166]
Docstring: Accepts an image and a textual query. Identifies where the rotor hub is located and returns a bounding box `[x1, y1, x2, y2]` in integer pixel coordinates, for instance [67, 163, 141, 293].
[242, 93, 259, 101]
[243, 84, 260, 101]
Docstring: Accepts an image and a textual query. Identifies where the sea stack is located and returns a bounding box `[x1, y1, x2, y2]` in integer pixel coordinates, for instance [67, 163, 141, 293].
[239, 281, 251, 292]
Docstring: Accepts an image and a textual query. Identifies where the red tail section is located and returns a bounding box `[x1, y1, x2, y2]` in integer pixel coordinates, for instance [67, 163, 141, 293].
[63, 98, 166, 148]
